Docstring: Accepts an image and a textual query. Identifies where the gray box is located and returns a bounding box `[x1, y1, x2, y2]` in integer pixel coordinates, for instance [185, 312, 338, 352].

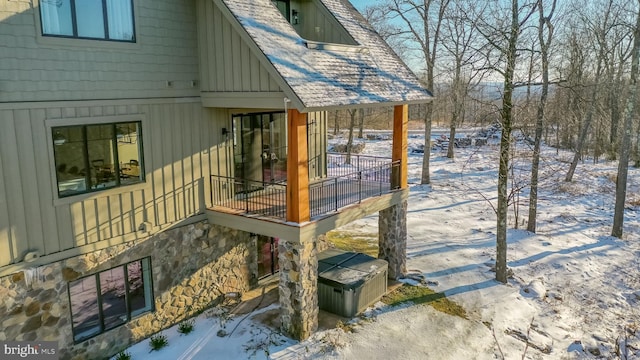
[317, 249, 388, 317]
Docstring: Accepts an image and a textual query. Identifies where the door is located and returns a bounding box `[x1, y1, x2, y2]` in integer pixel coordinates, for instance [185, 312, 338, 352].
[232, 112, 287, 192]
[257, 236, 279, 278]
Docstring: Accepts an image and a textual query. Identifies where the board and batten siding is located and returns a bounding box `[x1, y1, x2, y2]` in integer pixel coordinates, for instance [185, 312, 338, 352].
[292, 0, 358, 45]
[196, 0, 282, 93]
[0, 100, 229, 271]
[0, 0, 200, 103]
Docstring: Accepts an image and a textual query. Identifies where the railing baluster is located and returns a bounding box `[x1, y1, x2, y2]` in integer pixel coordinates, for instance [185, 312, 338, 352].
[210, 153, 396, 221]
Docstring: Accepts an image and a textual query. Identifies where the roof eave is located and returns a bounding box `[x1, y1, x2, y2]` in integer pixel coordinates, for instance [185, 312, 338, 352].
[299, 97, 435, 113]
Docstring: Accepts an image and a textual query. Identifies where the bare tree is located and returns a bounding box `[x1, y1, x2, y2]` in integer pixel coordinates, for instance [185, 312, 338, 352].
[527, 0, 557, 233]
[474, 0, 537, 283]
[565, 0, 618, 182]
[440, 0, 486, 159]
[385, 0, 451, 184]
[612, 0, 640, 238]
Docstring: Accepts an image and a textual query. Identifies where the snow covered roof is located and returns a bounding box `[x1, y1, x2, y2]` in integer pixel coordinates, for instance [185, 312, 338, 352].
[215, 0, 433, 112]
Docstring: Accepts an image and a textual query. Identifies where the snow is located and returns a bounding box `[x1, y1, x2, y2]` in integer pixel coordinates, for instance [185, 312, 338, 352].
[117, 129, 640, 359]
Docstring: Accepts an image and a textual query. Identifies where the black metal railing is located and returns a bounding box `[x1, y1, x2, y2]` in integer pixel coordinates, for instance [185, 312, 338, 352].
[209, 153, 399, 220]
[210, 175, 287, 219]
[326, 153, 394, 179]
[310, 155, 399, 218]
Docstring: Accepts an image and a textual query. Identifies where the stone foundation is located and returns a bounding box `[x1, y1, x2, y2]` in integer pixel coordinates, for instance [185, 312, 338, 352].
[278, 236, 319, 340]
[379, 201, 408, 279]
[0, 221, 257, 360]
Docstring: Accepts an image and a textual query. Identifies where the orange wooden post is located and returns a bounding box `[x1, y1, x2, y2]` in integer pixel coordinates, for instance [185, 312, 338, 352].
[286, 108, 310, 222]
[392, 105, 408, 189]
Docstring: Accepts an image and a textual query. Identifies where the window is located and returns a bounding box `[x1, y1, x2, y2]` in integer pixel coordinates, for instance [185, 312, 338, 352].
[40, 0, 135, 42]
[52, 121, 144, 198]
[69, 257, 153, 342]
[271, 0, 290, 22]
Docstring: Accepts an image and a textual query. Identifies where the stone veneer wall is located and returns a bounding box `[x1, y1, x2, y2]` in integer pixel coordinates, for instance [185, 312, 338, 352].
[379, 201, 408, 279]
[0, 221, 257, 360]
[278, 235, 332, 340]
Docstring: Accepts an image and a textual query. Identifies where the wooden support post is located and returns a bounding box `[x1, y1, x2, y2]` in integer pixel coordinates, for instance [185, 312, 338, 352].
[286, 109, 310, 222]
[392, 105, 408, 189]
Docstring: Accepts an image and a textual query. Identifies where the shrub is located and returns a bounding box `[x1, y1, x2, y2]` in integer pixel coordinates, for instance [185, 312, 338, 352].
[149, 333, 168, 351]
[114, 351, 131, 360]
[178, 319, 195, 335]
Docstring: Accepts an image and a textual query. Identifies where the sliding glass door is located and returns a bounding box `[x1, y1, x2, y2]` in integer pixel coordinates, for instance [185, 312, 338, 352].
[232, 112, 287, 191]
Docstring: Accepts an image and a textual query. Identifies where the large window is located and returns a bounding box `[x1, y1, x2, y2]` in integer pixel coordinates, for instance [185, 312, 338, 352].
[69, 257, 153, 342]
[52, 121, 144, 198]
[40, 0, 135, 42]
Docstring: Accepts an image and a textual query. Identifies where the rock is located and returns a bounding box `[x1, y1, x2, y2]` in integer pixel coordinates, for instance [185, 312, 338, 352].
[11, 272, 24, 283]
[24, 301, 40, 316]
[21, 315, 42, 333]
[62, 267, 81, 281]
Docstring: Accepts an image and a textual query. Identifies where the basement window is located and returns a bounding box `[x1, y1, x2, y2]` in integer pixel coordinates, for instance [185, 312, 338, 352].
[69, 257, 153, 342]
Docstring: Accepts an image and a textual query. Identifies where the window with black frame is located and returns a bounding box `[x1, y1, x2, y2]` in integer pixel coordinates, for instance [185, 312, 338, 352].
[39, 0, 135, 42]
[69, 257, 153, 342]
[52, 121, 143, 198]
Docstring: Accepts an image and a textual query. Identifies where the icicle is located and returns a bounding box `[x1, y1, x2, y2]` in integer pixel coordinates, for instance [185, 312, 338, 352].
[23, 267, 36, 288]
[21, 266, 45, 288]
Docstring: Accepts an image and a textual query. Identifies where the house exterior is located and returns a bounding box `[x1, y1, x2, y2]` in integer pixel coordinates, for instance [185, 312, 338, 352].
[0, 0, 432, 358]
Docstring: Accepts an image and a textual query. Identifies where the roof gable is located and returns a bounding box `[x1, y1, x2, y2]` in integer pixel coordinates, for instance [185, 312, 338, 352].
[215, 0, 433, 112]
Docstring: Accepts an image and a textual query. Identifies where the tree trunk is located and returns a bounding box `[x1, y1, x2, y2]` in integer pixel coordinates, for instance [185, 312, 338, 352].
[565, 55, 604, 182]
[421, 103, 433, 184]
[345, 110, 356, 164]
[528, 0, 556, 233]
[496, 0, 521, 284]
[357, 108, 365, 139]
[612, 3, 640, 238]
[333, 110, 340, 135]
[447, 123, 457, 158]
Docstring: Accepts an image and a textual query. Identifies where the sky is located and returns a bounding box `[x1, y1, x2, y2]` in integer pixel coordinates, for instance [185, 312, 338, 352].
[349, 0, 369, 12]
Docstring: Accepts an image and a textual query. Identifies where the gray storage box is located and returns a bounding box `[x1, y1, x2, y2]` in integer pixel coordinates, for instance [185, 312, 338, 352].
[317, 249, 388, 317]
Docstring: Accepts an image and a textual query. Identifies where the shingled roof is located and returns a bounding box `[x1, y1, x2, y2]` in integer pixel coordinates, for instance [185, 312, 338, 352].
[215, 0, 433, 112]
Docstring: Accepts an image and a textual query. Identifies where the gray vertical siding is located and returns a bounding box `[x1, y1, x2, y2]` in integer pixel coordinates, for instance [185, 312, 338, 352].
[0, 0, 200, 102]
[197, 0, 282, 93]
[0, 100, 228, 268]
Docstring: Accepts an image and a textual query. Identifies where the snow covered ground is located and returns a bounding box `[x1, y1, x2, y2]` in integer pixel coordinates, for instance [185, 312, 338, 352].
[118, 130, 640, 360]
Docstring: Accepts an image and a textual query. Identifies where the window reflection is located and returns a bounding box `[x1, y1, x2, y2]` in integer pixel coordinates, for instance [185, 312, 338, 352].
[69, 258, 154, 342]
[40, 0, 74, 36]
[40, 0, 135, 42]
[128, 258, 153, 317]
[75, 0, 106, 39]
[52, 121, 144, 198]
[69, 276, 101, 342]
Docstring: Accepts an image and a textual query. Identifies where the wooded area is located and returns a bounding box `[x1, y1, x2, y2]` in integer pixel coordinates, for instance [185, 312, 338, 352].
[334, 0, 640, 282]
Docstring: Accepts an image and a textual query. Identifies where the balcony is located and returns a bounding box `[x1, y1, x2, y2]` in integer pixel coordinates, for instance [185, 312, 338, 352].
[209, 153, 400, 222]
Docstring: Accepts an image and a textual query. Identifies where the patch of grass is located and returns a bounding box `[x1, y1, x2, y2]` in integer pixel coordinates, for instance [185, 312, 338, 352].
[149, 333, 168, 351]
[326, 231, 378, 257]
[178, 319, 195, 335]
[335, 320, 355, 333]
[381, 284, 467, 319]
